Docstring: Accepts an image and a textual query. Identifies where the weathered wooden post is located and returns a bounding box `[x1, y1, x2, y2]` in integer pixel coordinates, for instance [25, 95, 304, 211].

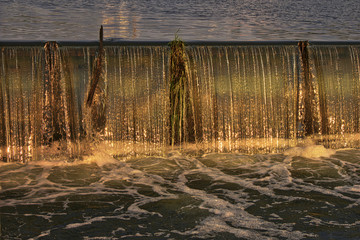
[298, 41, 318, 136]
[86, 25, 107, 134]
[43, 40, 79, 159]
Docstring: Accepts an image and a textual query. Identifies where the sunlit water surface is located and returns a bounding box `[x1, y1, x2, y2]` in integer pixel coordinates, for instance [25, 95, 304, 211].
[1, 145, 360, 239]
[0, 0, 360, 41]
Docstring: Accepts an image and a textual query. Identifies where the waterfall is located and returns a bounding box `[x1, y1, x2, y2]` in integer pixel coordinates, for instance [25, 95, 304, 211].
[104, 46, 170, 156]
[0, 42, 360, 161]
[308, 45, 360, 148]
[186, 46, 300, 153]
[0, 47, 44, 162]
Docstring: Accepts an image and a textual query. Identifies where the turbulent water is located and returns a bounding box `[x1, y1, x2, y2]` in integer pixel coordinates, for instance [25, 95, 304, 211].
[1, 145, 360, 239]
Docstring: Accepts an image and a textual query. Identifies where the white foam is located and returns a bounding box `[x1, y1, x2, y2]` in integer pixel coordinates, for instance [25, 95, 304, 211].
[335, 185, 360, 193]
[284, 144, 335, 159]
[65, 216, 107, 229]
[2, 147, 359, 239]
[82, 150, 119, 167]
[350, 185, 360, 192]
[28, 230, 51, 240]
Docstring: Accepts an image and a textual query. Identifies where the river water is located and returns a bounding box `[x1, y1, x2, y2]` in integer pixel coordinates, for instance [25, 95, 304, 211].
[1, 1, 360, 239]
[1, 145, 360, 239]
[0, 0, 360, 41]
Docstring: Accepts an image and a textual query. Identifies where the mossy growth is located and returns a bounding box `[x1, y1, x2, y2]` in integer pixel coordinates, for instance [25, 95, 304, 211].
[169, 34, 195, 145]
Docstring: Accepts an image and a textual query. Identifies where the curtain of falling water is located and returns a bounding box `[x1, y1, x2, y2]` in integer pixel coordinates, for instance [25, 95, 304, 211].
[308, 45, 360, 148]
[2, 44, 360, 161]
[186, 46, 301, 153]
[0, 45, 171, 161]
[0, 47, 44, 162]
[0, 46, 90, 162]
[57, 47, 91, 158]
[60, 46, 170, 156]
[104, 46, 170, 156]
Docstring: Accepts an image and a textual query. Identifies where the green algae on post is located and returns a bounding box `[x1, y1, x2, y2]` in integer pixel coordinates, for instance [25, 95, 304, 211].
[169, 34, 197, 145]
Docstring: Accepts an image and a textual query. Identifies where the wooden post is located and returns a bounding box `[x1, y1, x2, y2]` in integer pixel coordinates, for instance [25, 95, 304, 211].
[43, 41, 79, 152]
[86, 25, 104, 107]
[298, 41, 318, 136]
[86, 26, 106, 134]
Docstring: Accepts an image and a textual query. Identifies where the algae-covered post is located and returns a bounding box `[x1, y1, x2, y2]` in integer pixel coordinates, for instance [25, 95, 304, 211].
[86, 25, 107, 134]
[169, 35, 197, 145]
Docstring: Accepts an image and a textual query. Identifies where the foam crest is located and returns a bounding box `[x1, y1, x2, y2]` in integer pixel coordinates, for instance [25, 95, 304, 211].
[82, 150, 119, 167]
[284, 144, 336, 159]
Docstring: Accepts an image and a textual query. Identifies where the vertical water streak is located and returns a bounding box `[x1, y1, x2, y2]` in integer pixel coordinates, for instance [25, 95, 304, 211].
[104, 46, 169, 156]
[59, 49, 82, 158]
[185, 49, 203, 145]
[310, 47, 329, 136]
[309, 45, 360, 148]
[147, 49, 153, 144]
[225, 48, 235, 150]
[187, 45, 300, 153]
[43, 42, 63, 144]
[0, 47, 44, 162]
[187, 47, 219, 151]
[0, 48, 8, 161]
[15, 49, 25, 161]
[42, 45, 93, 159]
[350, 46, 360, 134]
[30, 48, 44, 161]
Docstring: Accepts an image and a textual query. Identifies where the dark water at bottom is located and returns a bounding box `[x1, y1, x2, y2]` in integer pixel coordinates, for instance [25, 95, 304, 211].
[1, 144, 360, 240]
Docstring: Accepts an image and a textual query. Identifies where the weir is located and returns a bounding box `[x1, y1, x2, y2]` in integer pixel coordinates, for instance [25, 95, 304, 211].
[0, 41, 360, 161]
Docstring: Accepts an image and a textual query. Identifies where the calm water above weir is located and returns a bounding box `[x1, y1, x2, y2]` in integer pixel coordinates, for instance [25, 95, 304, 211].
[0, 0, 360, 41]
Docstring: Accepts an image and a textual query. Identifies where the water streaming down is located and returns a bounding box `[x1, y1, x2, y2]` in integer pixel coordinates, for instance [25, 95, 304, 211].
[0, 46, 87, 162]
[1, 44, 360, 160]
[0, 47, 44, 162]
[104, 46, 170, 156]
[1, 43, 360, 239]
[186, 45, 301, 153]
[187, 44, 360, 153]
[0, 45, 171, 161]
[307, 45, 360, 147]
